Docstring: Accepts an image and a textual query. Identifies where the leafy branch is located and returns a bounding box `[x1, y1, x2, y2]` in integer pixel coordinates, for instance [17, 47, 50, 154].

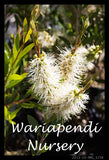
[4, 29, 33, 88]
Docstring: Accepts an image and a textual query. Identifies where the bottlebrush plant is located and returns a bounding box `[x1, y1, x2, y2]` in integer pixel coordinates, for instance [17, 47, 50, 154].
[4, 5, 104, 156]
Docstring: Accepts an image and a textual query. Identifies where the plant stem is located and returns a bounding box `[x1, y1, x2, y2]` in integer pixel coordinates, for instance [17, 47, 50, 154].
[5, 96, 34, 107]
[72, 28, 84, 55]
[76, 79, 93, 95]
[72, 17, 88, 55]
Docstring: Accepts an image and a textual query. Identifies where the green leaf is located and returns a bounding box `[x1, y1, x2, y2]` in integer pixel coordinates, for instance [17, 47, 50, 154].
[13, 39, 18, 61]
[5, 73, 28, 89]
[23, 57, 28, 68]
[9, 107, 21, 120]
[19, 43, 34, 59]
[20, 102, 36, 109]
[9, 119, 16, 124]
[27, 115, 39, 128]
[31, 5, 40, 21]
[4, 51, 9, 76]
[23, 18, 28, 41]
[23, 17, 28, 32]
[12, 64, 20, 74]
[24, 27, 32, 43]
[4, 42, 11, 57]
[10, 42, 34, 71]
[24, 88, 32, 98]
[8, 73, 27, 80]
[4, 43, 11, 76]
[35, 103, 45, 111]
[30, 20, 35, 30]
[4, 106, 10, 120]
[14, 92, 20, 102]
[4, 106, 21, 124]
[15, 34, 20, 51]
[27, 115, 41, 136]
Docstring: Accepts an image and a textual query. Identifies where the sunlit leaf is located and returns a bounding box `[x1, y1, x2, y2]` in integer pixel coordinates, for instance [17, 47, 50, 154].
[30, 19, 35, 30]
[4, 43, 11, 76]
[13, 39, 18, 60]
[24, 27, 32, 43]
[4, 42, 11, 57]
[9, 119, 16, 124]
[23, 17, 28, 41]
[11, 33, 14, 39]
[9, 107, 21, 120]
[4, 51, 9, 76]
[4, 106, 10, 120]
[8, 73, 27, 80]
[19, 43, 34, 59]
[6, 73, 28, 89]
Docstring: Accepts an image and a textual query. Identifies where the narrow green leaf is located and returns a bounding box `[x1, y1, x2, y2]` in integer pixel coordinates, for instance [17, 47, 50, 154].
[13, 39, 18, 61]
[23, 18, 28, 41]
[4, 42, 11, 57]
[6, 73, 28, 89]
[9, 119, 16, 124]
[30, 20, 35, 30]
[31, 5, 40, 21]
[23, 17, 28, 32]
[11, 43, 34, 71]
[27, 115, 41, 136]
[8, 73, 27, 81]
[9, 107, 21, 120]
[14, 92, 20, 102]
[4, 106, 20, 125]
[4, 43, 11, 76]
[4, 51, 9, 76]
[4, 106, 10, 120]
[12, 64, 20, 74]
[24, 28, 32, 43]
[27, 115, 39, 128]
[19, 43, 34, 59]
[20, 102, 36, 109]
[24, 88, 32, 98]
[15, 34, 20, 51]
[35, 103, 45, 111]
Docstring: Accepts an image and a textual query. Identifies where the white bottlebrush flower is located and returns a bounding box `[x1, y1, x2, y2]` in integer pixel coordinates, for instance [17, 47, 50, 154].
[38, 31, 56, 48]
[45, 87, 89, 121]
[58, 46, 89, 85]
[28, 51, 60, 104]
[28, 45, 99, 122]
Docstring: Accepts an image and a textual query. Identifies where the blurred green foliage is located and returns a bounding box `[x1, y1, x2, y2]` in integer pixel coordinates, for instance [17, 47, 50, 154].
[5, 5, 105, 48]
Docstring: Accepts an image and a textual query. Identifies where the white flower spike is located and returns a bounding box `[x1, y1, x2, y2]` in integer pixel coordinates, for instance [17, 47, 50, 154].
[28, 44, 101, 122]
